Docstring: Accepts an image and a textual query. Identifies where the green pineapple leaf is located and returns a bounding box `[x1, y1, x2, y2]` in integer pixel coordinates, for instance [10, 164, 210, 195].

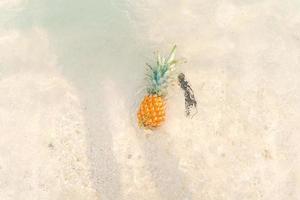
[146, 45, 177, 96]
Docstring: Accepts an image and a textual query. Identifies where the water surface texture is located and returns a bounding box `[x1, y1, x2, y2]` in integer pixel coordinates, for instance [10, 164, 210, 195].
[0, 0, 300, 199]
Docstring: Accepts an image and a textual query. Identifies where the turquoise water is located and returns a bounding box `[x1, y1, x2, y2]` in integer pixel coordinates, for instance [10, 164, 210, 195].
[0, 0, 151, 97]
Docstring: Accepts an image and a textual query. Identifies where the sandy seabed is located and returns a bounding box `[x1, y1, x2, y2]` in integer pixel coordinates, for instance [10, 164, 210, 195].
[0, 0, 299, 199]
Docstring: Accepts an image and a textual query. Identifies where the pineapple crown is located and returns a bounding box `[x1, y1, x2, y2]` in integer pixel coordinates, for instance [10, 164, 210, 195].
[146, 45, 177, 96]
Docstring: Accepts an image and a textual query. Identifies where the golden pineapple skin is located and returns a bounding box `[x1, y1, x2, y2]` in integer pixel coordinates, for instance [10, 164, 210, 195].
[137, 95, 166, 128]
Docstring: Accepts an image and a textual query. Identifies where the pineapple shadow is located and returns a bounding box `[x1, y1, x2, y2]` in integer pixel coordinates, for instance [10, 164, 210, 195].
[135, 131, 194, 200]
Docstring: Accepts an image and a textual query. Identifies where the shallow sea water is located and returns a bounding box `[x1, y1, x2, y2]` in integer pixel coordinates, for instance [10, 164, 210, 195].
[0, 0, 300, 199]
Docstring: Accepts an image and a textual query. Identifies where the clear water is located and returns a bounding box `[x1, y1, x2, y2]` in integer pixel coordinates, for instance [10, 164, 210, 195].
[1, 0, 300, 199]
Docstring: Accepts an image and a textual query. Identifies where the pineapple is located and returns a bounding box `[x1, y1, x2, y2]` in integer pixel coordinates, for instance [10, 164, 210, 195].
[137, 45, 177, 129]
